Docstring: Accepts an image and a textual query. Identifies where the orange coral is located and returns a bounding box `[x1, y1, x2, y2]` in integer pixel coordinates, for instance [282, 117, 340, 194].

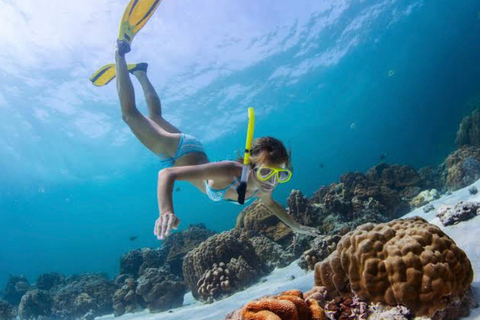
[241, 290, 326, 320]
[314, 217, 474, 317]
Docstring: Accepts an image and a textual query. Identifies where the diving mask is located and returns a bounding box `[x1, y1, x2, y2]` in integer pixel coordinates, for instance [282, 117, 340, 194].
[254, 165, 292, 183]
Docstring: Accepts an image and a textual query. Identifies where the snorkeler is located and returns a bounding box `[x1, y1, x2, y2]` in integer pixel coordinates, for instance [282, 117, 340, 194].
[93, 0, 320, 240]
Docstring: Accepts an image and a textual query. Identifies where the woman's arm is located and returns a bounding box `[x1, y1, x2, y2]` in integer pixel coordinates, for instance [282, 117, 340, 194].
[259, 193, 320, 237]
[155, 161, 240, 239]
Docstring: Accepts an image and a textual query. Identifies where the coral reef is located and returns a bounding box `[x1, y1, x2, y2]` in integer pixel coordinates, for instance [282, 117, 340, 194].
[227, 290, 326, 320]
[35, 273, 66, 291]
[135, 268, 186, 312]
[314, 217, 474, 318]
[3, 275, 30, 305]
[162, 223, 216, 276]
[51, 273, 117, 319]
[409, 189, 439, 207]
[119, 247, 165, 278]
[250, 235, 296, 270]
[444, 145, 480, 190]
[0, 299, 15, 320]
[322, 295, 369, 319]
[298, 235, 341, 271]
[236, 201, 293, 245]
[456, 108, 480, 147]
[436, 201, 480, 226]
[182, 229, 265, 301]
[288, 190, 322, 227]
[368, 304, 412, 320]
[18, 289, 53, 320]
[196, 262, 234, 303]
[112, 276, 144, 317]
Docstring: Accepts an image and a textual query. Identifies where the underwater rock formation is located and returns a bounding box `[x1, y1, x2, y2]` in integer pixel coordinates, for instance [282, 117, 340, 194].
[298, 235, 341, 271]
[456, 108, 480, 147]
[250, 235, 295, 270]
[236, 201, 293, 245]
[35, 273, 66, 291]
[112, 276, 145, 317]
[119, 247, 166, 278]
[444, 145, 480, 190]
[312, 164, 417, 221]
[436, 201, 480, 226]
[18, 289, 53, 320]
[0, 299, 16, 320]
[288, 190, 322, 227]
[313, 217, 474, 318]
[409, 188, 440, 207]
[162, 223, 216, 277]
[3, 275, 31, 305]
[183, 229, 265, 302]
[135, 268, 186, 312]
[226, 289, 326, 320]
[51, 274, 117, 319]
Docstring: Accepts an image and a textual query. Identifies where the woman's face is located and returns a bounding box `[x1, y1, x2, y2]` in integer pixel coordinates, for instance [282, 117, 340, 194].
[250, 162, 286, 193]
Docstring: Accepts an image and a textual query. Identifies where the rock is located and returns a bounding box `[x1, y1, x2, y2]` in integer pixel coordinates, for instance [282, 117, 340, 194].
[120, 248, 166, 277]
[456, 108, 480, 147]
[423, 204, 435, 213]
[35, 273, 66, 292]
[436, 202, 480, 226]
[236, 201, 293, 245]
[469, 186, 478, 194]
[444, 145, 480, 190]
[135, 268, 186, 312]
[51, 274, 117, 319]
[249, 235, 295, 270]
[314, 217, 474, 318]
[298, 235, 341, 271]
[3, 275, 30, 305]
[112, 277, 145, 316]
[18, 289, 53, 320]
[162, 224, 216, 277]
[0, 299, 15, 320]
[409, 189, 439, 207]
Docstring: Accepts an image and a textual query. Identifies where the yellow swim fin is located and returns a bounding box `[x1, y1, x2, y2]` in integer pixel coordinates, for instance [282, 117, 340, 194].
[118, 0, 163, 54]
[89, 63, 148, 87]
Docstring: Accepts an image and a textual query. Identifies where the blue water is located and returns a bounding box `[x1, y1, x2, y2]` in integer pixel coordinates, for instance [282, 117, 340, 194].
[1, 0, 480, 290]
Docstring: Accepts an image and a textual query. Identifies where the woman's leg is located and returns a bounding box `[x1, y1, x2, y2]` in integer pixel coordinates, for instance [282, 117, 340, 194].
[132, 70, 182, 134]
[115, 51, 179, 157]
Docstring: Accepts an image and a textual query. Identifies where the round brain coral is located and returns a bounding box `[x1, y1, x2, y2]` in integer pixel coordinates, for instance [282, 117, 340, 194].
[314, 217, 474, 317]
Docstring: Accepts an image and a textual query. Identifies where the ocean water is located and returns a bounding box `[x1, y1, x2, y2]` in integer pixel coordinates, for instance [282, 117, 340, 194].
[0, 0, 480, 295]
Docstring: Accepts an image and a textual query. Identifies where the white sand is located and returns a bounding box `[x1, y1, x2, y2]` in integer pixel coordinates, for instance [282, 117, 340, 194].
[97, 180, 480, 320]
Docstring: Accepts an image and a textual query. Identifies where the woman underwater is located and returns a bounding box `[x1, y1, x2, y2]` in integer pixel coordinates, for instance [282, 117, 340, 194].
[114, 42, 320, 240]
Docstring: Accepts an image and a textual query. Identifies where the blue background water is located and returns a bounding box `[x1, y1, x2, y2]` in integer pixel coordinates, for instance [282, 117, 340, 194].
[0, 0, 479, 289]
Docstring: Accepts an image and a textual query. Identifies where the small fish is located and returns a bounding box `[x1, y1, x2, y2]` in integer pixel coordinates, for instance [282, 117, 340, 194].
[319, 163, 324, 169]
[129, 236, 138, 241]
[350, 122, 357, 129]
[387, 69, 396, 77]
[175, 187, 181, 192]
[379, 153, 387, 161]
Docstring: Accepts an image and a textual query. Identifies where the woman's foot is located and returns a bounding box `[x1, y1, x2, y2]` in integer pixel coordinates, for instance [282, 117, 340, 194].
[117, 39, 131, 56]
[129, 63, 148, 75]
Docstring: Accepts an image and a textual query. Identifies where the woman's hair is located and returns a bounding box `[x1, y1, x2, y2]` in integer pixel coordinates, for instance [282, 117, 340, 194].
[238, 136, 291, 169]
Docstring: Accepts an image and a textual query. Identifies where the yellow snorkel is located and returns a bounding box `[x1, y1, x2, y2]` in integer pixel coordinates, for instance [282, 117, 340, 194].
[236, 107, 255, 204]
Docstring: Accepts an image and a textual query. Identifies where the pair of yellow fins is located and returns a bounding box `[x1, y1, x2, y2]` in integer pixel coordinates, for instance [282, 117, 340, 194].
[89, 0, 162, 87]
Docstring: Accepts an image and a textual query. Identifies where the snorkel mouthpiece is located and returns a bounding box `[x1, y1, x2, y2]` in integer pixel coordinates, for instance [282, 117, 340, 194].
[236, 107, 255, 204]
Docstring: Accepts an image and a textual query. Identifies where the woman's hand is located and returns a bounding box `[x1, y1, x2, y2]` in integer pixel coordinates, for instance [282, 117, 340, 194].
[154, 212, 180, 240]
[293, 225, 321, 237]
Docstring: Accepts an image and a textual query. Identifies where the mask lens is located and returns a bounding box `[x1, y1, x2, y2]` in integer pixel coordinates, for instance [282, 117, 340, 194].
[258, 167, 273, 179]
[277, 170, 291, 182]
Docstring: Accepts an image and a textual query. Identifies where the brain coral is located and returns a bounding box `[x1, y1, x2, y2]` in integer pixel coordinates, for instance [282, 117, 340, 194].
[239, 290, 326, 320]
[314, 217, 473, 317]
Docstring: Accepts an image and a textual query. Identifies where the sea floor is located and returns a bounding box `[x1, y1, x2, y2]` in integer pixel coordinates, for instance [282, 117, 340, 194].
[97, 180, 480, 320]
